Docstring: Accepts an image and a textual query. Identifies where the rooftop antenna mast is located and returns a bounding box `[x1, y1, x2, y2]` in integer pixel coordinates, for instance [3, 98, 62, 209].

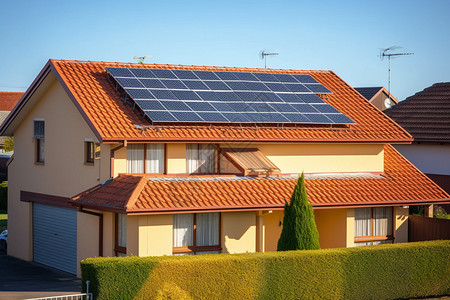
[379, 46, 413, 105]
[133, 56, 148, 63]
[259, 50, 279, 69]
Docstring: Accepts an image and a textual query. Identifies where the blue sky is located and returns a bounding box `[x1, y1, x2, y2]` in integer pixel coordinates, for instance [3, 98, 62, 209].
[1, 0, 449, 101]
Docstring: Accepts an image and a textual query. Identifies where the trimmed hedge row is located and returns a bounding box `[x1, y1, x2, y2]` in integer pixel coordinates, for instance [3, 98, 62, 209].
[81, 240, 450, 300]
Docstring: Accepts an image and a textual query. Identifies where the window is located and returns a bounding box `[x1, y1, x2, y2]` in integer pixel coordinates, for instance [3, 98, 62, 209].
[354, 207, 393, 246]
[34, 120, 45, 163]
[85, 141, 100, 164]
[173, 213, 220, 255]
[115, 213, 127, 256]
[126, 144, 165, 174]
[186, 144, 216, 174]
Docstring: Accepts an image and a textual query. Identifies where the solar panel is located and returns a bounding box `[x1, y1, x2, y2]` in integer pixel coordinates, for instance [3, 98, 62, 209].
[106, 67, 354, 125]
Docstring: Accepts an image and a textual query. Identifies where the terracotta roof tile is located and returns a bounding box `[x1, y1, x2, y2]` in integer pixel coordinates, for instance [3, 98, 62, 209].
[385, 82, 450, 142]
[50, 59, 411, 143]
[0, 92, 22, 111]
[71, 145, 449, 213]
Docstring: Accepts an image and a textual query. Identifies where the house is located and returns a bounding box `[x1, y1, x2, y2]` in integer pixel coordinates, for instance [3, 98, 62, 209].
[384, 82, 450, 198]
[0, 59, 448, 277]
[0, 92, 22, 177]
[354, 87, 398, 111]
[0, 92, 22, 152]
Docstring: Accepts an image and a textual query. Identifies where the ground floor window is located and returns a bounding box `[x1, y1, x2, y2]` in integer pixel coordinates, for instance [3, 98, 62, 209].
[115, 213, 127, 256]
[354, 207, 393, 246]
[173, 212, 221, 255]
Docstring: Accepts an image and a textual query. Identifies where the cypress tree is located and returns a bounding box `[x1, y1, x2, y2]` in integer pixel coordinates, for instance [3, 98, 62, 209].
[277, 173, 320, 251]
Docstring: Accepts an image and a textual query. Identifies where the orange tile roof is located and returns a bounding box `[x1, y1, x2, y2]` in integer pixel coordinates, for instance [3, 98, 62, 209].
[50, 59, 411, 143]
[71, 145, 449, 214]
[0, 92, 22, 111]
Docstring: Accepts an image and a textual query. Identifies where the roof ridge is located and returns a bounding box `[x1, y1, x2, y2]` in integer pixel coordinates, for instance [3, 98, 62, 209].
[51, 59, 332, 74]
[125, 175, 150, 210]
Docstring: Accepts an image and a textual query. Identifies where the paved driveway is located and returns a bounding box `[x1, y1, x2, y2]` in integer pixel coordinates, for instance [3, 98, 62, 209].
[0, 255, 81, 299]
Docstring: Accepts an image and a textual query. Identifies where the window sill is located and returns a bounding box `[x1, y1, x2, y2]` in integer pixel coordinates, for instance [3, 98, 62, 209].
[34, 162, 45, 166]
[354, 235, 394, 243]
[173, 245, 221, 254]
[84, 161, 94, 166]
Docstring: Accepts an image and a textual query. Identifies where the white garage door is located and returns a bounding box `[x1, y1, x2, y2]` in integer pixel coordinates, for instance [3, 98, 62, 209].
[33, 203, 77, 274]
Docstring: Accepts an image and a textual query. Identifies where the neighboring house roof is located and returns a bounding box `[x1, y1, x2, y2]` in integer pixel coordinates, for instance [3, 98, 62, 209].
[0, 59, 412, 143]
[355, 86, 399, 105]
[0, 92, 22, 126]
[354, 87, 383, 101]
[71, 145, 449, 213]
[0, 92, 22, 111]
[384, 82, 450, 143]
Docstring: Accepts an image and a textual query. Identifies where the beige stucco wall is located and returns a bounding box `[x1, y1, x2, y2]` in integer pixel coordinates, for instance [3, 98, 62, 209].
[113, 146, 126, 176]
[395, 206, 409, 243]
[219, 143, 384, 174]
[8, 76, 110, 264]
[222, 211, 256, 253]
[315, 208, 348, 249]
[77, 212, 100, 276]
[138, 214, 173, 256]
[102, 212, 115, 257]
[126, 215, 139, 256]
[346, 208, 355, 247]
[166, 143, 186, 174]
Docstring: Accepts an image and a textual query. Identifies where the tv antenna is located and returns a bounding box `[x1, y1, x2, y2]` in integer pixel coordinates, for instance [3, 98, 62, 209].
[133, 56, 148, 63]
[259, 50, 278, 69]
[379, 46, 413, 105]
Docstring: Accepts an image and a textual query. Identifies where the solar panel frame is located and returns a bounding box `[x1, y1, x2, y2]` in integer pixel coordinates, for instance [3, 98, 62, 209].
[304, 84, 332, 94]
[140, 79, 166, 89]
[193, 71, 221, 80]
[172, 70, 199, 80]
[150, 69, 177, 79]
[106, 67, 355, 125]
[135, 100, 165, 110]
[130, 68, 156, 78]
[126, 89, 155, 99]
[115, 77, 144, 88]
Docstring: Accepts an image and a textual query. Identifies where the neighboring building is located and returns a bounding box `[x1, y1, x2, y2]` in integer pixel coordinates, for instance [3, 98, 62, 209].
[385, 82, 450, 195]
[355, 87, 398, 111]
[0, 92, 22, 153]
[1, 60, 448, 277]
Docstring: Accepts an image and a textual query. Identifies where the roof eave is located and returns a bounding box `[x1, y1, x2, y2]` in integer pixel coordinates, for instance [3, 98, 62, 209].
[102, 137, 413, 144]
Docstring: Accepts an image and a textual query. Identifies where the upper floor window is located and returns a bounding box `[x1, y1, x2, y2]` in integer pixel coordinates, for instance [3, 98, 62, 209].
[173, 212, 220, 255]
[34, 120, 45, 163]
[354, 207, 393, 246]
[186, 144, 216, 174]
[126, 143, 164, 174]
[85, 140, 100, 164]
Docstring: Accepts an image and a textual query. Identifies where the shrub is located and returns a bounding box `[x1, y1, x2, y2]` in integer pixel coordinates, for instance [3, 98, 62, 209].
[81, 240, 450, 300]
[277, 173, 320, 251]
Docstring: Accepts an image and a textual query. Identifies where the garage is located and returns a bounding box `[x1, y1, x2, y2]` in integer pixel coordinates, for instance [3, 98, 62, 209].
[33, 203, 77, 274]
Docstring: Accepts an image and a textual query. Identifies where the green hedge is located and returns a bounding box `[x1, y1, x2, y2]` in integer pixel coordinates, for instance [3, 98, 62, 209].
[0, 181, 7, 212]
[81, 240, 450, 300]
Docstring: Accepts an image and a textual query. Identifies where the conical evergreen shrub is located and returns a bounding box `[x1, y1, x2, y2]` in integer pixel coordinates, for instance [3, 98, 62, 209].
[277, 173, 320, 251]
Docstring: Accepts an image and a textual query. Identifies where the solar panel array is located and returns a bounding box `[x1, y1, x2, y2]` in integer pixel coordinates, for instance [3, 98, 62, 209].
[106, 67, 354, 125]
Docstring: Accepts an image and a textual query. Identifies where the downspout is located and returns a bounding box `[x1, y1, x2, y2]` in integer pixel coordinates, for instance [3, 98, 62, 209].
[110, 143, 125, 178]
[79, 206, 103, 257]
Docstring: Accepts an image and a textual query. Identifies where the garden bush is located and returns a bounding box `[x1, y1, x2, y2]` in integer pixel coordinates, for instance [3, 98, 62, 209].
[81, 240, 450, 300]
